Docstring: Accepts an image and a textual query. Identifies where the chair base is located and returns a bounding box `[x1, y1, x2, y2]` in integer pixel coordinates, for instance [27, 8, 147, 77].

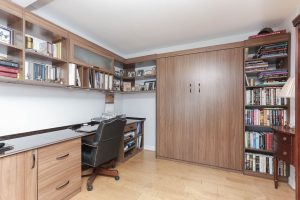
[82, 160, 119, 191]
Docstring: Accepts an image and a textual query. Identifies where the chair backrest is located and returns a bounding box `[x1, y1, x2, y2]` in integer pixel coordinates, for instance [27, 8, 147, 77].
[91, 117, 126, 167]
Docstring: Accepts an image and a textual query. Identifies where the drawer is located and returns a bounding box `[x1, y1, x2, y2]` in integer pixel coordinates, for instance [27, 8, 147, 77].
[38, 139, 81, 181]
[124, 123, 137, 133]
[274, 133, 291, 145]
[276, 144, 291, 163]
[38, 165, 81, 200]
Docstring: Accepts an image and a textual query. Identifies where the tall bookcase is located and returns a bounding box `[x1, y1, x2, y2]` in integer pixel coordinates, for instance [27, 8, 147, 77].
[243, 33, 291, 181]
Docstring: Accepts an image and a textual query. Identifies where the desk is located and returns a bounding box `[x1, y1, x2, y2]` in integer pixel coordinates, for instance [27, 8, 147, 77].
[272, 126, 295, 189]
[78, 118, 146, 162]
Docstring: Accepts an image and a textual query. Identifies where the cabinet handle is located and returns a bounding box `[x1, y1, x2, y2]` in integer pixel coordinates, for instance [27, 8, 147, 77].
[56, 180, 70, 190]
[56, 153, 70, 160]
[189, 83, 192, 93]
[31, 152, 36, 169]
[198, 83, 200, 93]
[283, 151, 287, 156]
[283, 137, 287, 141]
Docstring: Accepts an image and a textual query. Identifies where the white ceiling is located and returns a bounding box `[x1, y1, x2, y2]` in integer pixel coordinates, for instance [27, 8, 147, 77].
[19, 0, 300, 58]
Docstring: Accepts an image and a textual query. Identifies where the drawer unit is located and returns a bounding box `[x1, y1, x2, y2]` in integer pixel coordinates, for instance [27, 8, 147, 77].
[38, 139, 81, 200]
[124, 123, 137, 133]
[38, 166, 81, 200]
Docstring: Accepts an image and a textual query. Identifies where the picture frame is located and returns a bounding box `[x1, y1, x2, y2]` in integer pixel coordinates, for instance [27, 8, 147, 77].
[0, 25, 13, 45]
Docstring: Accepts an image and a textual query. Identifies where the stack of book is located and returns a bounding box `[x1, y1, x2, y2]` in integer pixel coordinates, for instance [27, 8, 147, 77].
[26, 35, 62, 59]
[245, 109, 287, 126]
[244, 153, 273, 174]
[246, 88, 286, 105]
[258, 42, 288, 58]
[124, 140, 136, 152]
[278, 160, 287, 176]
[258, 70, 288, 80]
[245, 131, 273, 151]
[0, 60, 19, 78]
[25, 61, 62, 82]
[245, 60, 270, 73]
[124, 131, 135, 141]
[92, 71, 113, 90]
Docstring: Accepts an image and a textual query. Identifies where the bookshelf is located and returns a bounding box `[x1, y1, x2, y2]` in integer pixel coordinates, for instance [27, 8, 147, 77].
[114, 60, 156, 93]
[243, 33, 290, 181]
[118, 118, 145, 162]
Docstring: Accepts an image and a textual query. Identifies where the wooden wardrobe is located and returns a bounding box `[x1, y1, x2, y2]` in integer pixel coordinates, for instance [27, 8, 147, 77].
[156, 44, 244, 171]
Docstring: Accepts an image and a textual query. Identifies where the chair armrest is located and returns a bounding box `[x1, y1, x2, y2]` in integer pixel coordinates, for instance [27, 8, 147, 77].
[82, 140, 98, 148]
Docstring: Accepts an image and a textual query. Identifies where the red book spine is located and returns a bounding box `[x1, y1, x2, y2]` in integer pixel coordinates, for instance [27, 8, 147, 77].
[249, 30, 287, 39]
[0, 71, 17, 78]
[0, 66, 18, 74]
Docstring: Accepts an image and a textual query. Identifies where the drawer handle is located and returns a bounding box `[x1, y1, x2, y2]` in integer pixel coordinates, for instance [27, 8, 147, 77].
[283, 137, 287, 141]
[283, 151, 287, 156]
[31, 152, 36, 169]
[56, 180, 70, 190]
[56, 153, 70, 160]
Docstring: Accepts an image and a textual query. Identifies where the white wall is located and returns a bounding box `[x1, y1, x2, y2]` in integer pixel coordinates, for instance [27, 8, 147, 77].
[115, 93, 156, 151]
[0, 83, 105, 136]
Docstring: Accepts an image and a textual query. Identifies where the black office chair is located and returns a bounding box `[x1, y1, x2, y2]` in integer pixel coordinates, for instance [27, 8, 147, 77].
[81, 117, 126, 191]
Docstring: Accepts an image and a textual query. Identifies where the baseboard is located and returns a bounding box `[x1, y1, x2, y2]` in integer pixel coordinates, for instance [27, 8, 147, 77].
[144, 145, 155, 151]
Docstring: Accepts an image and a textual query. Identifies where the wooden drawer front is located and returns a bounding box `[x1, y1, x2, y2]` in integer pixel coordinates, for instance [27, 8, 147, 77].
[124, 123, 137, 133]
[274, 133, 291, 145]
[38, 165, 81, 200]
[38, 139, 81, 179]
[275, 143, 291, 162]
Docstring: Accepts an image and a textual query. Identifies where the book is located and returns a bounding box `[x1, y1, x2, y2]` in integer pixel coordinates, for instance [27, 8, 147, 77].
[76, 68, 81, 87]
[248, 30, 286, 39]
[0, 71, 17, 78]
[0, 60, 19, 68]
[0, 66, 18, 74]
[68, 63, 76, 85]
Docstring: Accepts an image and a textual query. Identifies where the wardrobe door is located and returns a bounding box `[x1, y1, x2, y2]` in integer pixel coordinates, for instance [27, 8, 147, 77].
[156, 55, 196, 161]
[196, 48, 244, 170]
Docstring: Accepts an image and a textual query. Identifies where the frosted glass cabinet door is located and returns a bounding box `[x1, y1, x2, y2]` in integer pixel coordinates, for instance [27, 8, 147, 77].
[73, 45, 113, 72]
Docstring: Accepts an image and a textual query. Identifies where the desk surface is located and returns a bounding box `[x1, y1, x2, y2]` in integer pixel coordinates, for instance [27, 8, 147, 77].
[0, 118, 145, 158]
[0, 129, 90, 158]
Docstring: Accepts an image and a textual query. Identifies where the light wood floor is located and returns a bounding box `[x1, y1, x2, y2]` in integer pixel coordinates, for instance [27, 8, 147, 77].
[71, 150, 295, 200]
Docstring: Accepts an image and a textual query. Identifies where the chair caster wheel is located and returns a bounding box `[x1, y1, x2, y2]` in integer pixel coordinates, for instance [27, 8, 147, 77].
[87, 185, 93, 191]
[115, 176, 120, 181]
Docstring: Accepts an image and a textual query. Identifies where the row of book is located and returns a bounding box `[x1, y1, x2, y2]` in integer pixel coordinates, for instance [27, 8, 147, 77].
[258, 70, 288, 80]
[258, 42, 288, 58]
[136, 135, 143, 149]
[124, 131, 135, 142]
[25, 35, 62, 59]
[245, 153, 287, 176]
[68, 64, 113, 90]
[245, 153, 273, 174]
[245, 131, 273, 151]
[245, 88, 286, 106]
[245, 109, 287, 126]
[0, 60, 20, 78]
[24, 61, 62, 82]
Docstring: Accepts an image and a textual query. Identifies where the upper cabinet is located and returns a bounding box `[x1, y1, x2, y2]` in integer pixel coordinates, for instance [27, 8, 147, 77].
[69, 34, 114, 74]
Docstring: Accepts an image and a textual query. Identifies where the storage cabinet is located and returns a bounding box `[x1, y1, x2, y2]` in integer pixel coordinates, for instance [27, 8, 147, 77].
[0, 139, 81, 200]
[0, 150, 37, 200]
[157, 47, 244, 170]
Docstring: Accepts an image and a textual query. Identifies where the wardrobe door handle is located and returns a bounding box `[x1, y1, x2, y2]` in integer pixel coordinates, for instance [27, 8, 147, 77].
[189, 83, 192, 93]
[198, 83, 200, 93]
[56, 180, 70, 190]
[31, 152, 36, 169]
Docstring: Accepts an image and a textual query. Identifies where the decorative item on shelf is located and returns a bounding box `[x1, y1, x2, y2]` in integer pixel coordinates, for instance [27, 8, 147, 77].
[144, 70, 153, 76]
[135, 85, 141, 91]
[0, 25, 13, 45]
[127, 71, 136, 77]
[278, 77, 295, 128]
[144, 81, 156, 91]
[120, 70, 124, 77]
[25, 35, 33, 49]
[123, 82, 131, 91]
[115, 70, 120, 77]
[132, 87, 135, 91]
[151, 67, 156, 75]
[136, 69, 144, 77]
